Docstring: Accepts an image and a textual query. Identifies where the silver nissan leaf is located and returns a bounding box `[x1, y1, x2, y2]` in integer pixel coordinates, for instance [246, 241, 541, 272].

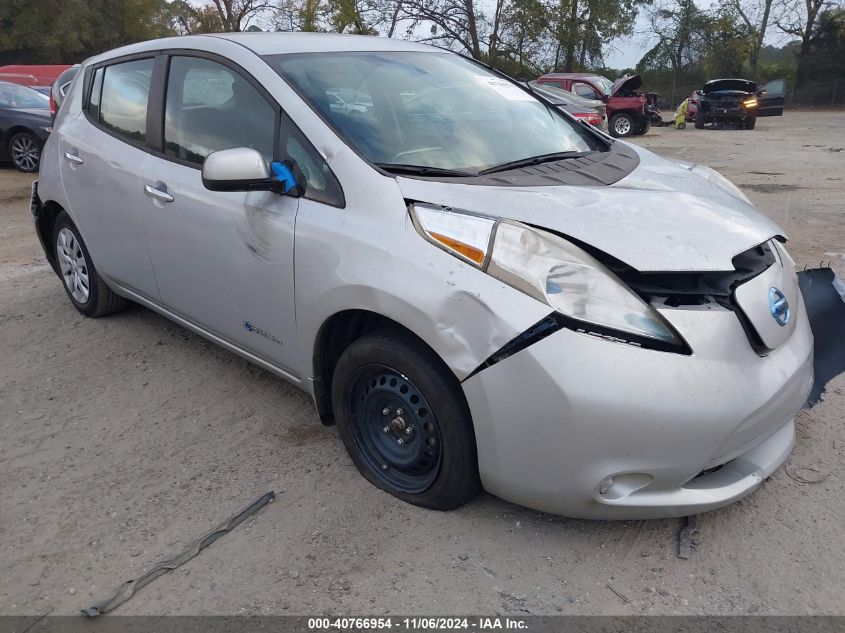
[32, 33, 814, 519]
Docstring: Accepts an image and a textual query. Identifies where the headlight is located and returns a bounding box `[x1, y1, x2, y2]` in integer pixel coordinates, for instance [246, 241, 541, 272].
[691, 164, 751, 205]
[411, 203, 688, 352]
[39, 126, 53, 133]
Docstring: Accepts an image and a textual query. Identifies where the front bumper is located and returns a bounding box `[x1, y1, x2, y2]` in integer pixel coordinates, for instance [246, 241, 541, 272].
[700, 105, 754, 120]
[462, 299, 814, 519]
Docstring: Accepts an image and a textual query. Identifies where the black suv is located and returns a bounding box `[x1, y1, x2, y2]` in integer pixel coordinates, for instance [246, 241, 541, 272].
[695, 78, 785, 130]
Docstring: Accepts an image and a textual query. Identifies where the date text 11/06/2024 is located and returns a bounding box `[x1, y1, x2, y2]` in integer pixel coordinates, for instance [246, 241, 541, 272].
[307, 617, 529, 630]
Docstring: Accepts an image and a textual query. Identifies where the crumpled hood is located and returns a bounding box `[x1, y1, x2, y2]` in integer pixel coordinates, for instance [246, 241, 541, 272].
[703, 79, 756, 94]
[397, 143, 783, 272]
[612, 74, 642, 95]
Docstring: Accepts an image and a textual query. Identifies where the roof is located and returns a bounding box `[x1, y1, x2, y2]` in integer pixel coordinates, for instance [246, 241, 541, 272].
[83, 33, 445, 68]
[205, 32, 437, 55]
[539, 73, 604, 80]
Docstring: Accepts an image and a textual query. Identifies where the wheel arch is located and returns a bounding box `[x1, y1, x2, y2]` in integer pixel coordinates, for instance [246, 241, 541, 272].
[311, 309, 463, 426]
[6, 125, 39, 144]
[33, 198, 66, 274]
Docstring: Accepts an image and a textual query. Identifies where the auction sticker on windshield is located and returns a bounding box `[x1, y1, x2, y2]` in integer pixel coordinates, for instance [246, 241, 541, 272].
[473, 75, 535, 101]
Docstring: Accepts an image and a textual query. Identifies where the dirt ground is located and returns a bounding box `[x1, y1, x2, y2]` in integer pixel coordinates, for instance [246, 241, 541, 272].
[1, 111, 844, 617]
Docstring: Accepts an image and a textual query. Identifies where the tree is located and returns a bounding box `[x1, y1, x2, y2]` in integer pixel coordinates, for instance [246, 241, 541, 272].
[169, 0, 226, 33]
[207, 0, 273, 31]
[0, 0, 176, 63]
[398, 0, 484, 58]
[497, 0, 549, 75]
[546, 0, 643, 71]
[774, 0, 837, 85]
[725, 0, 776, 73]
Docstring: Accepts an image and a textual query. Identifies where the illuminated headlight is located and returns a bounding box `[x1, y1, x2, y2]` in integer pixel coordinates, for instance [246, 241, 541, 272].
[742, 97, 758, 108]
[691, 164, 751, 205]
[410, 203, 688, 352]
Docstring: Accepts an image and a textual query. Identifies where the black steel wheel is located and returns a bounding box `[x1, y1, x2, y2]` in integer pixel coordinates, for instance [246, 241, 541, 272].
[332, 330, 481, 510]
[347, 365, 441, 493]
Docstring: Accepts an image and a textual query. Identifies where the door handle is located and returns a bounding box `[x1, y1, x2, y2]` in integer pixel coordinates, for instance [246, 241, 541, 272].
[144, 184, 174, 203]
[64, 151, 83, 165]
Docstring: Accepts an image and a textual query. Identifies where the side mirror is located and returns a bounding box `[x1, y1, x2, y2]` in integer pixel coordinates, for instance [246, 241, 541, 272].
[201, 148, 301, 196]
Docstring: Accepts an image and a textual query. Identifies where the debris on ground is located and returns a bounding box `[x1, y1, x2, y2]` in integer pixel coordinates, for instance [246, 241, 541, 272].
[786, 466, 829, 484]
[606, 583, 633, 605]
[82, 490, 275, 617]
[678, 515, 698, 560]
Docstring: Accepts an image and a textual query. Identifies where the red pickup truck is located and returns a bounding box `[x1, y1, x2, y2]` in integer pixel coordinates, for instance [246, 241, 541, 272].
[535, 73, 649, 138]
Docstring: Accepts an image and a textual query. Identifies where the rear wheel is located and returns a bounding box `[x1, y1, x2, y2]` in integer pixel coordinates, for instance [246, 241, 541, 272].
[609, 112, 635, 138]
[8, 132, 41, 172]
[332, 330, 481, 511]
[53, 212, 127, 317]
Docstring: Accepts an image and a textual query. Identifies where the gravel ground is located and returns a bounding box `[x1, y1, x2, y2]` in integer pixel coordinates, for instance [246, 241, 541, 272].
[1, 111, 843, 617]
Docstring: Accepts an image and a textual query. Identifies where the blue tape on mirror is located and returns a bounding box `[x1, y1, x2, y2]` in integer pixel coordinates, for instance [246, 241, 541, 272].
[271, 161, 297, 193]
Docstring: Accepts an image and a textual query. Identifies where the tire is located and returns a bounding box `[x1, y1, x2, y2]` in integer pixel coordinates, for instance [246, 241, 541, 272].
[636, 118, 652, 136]
[609, 112, 635, 138]
[677, 122, 686, 130]
[332, 330, 481, 511]
[694, 113, 705, 129]
[52, 212, 127, 317]
[8, 131, 41, 172]
[745, 115, 756, 130]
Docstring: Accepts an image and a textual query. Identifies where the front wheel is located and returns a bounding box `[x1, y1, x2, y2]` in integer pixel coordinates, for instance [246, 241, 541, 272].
[694, 113, 705, 129]
[8, 132, 41, 172]
[609, 113, 635, 138]
[332, 331, 481, 510]
[745, 115, 757, 130]
[636, 118, 652, 135]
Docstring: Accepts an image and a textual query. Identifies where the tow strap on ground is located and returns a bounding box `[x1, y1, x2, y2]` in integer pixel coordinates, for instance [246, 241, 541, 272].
[797, 267, 845, 408]
[82, 490, 275, 618]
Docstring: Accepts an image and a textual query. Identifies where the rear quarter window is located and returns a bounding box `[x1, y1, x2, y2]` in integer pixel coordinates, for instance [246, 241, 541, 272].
[94, 58, 154, 143]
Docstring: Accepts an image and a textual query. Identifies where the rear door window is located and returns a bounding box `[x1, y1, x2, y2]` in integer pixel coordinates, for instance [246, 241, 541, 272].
[164, 56, 276, 166]
[97, 58, 154, 143]
[573, 82, 598, 100]
[762, 79, 785, 96]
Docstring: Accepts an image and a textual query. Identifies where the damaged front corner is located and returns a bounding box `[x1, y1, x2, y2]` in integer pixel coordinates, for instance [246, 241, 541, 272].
[432, 286, 544, 380]
[798, 267, 845, 408]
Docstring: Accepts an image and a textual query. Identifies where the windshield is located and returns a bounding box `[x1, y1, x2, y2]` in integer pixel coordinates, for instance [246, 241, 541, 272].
[0, 83, 49, 109]
[266, 51, 599, 173]
[593, 76, 613, 95]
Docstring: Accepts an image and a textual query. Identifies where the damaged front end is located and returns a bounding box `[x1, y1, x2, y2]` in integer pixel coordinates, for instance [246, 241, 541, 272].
[797, 267, 845, 407]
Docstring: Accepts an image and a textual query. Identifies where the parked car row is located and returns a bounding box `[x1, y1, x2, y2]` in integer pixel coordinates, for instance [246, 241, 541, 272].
[526, 81, 606, 129]
[0, 81, 53, 172]
[535, 73, 651, 138]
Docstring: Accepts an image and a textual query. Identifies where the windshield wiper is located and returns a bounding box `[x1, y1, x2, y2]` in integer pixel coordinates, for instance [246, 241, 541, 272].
[478, 151, 590, 175]
[376, 163, 477, 177]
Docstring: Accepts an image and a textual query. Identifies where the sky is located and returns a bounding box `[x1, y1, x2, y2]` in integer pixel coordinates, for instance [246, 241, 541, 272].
[602, 3, 796, 70]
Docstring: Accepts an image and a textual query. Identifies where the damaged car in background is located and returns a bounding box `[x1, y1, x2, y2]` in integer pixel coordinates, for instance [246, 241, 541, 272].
[695, 78, 785, 129]
[32, 33, 838, 520]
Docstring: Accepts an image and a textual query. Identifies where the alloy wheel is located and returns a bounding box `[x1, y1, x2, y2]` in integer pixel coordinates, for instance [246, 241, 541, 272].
[347, 365, 442, 493]
[10, 135, 40, 171]
[56, 227, 89, 304]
